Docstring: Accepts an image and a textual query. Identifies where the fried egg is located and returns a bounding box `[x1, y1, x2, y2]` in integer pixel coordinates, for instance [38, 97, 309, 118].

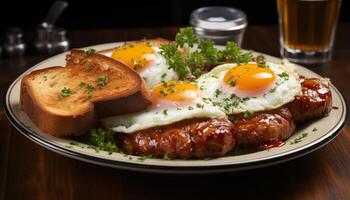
[102, 41, 178, 89]
[196, 60, 301, 114]
[101, 80, 226, 133]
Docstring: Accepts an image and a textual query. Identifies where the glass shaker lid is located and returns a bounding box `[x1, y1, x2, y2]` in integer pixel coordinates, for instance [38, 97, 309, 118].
[190, 6, 247, 33]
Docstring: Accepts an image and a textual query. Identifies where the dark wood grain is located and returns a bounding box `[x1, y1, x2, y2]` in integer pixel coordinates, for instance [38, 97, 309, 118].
[1, 24, 350, 200]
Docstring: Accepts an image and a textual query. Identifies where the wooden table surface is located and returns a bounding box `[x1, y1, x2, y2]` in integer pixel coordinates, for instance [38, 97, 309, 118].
[0, 25, 349, 200]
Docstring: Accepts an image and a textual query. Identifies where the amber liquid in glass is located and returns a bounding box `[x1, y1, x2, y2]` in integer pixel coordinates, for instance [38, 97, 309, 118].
[278, 0, 341, 52]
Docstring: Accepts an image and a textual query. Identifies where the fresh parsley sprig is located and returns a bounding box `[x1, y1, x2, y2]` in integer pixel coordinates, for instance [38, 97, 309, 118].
[160, 27, 253, 80]
[88, 128, 120, 153]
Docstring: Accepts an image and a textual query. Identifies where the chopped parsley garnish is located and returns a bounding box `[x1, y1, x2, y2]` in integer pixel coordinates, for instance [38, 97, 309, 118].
[269, 87, 276, 93]
[196, 103, 204, 109]
[163, 153, 171, 160]
[159, 27, 253, 80]
[228, 115, 235, 122]
[69, 141, 79, 146]
[132, 59, 143, 70]
[163, 109, 168, 116]
[255, 55, 267, 68]
[88, 128, 120, 153]
[80, 82, 95, 97]
[137, 155, 152, 162]
[228, 80, 237, 87]
[312, 128, 318, 132]
[159, 81, 176, 96]
[160, 89, 168, 96]
[59, 87, 72, 100]
[290, 133, 308, 144]
[215, 89, 222, 97]
[188, 106, 194, 110]
[96, 76, 109, 87]
[278, 72, 289, 80]
[84, 66, 92, 72]
[161, 73, 167, 79]
[242, 97, 250, 101]
[82, 48, 96, 57]
[243, 111, 253, 118]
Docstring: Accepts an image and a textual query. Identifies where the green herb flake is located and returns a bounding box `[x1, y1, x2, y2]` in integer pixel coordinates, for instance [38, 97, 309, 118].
[243, 111, 253, 118]
[255, 55, 267, 68]
[59, 87, 72, 100]
[215, 89, 222, 97]
[84, 66, 92, 72]
[196, 103, 204, 109]
[137, 155, 152, 162]
[278, 72, 289, 80]
[188, 106, 194, 110]
[269, 87, 276, 93]
[163, 109, 168, 116]
[133, 62, 143, 70]
[69, 141, 79, 146]
[82, 48, 96, 57]
[163, 153, 171, 160]
[159, 89, 168, 96]
[312, 128, 318, 132]
[96, 76, 109, 87]
[290, 133, 308, 144]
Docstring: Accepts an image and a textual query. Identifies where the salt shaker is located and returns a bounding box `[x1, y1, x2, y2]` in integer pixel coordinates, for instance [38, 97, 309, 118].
[190, 6, 248, 46]
[34, 23, 55, 54]
[4, 27, 26, 57]
[52, 27, 69, 53]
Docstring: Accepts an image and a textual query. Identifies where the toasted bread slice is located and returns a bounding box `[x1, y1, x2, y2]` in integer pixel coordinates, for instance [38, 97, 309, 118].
[20, 50, 151, 137]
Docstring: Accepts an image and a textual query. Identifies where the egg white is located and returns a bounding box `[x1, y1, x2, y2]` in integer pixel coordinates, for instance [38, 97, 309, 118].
[101, 99, 226, 133]
[196, 60, 301, 114]
[102, 46, 178, 89]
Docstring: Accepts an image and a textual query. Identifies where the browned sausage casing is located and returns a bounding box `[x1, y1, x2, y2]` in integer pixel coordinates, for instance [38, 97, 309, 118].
[120, 118, 236, 158]
[234, 107, 295, 148]
[287, 76, 332, 122]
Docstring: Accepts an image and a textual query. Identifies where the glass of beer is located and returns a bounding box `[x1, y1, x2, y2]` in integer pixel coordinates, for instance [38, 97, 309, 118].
[277, 0, 342, 64]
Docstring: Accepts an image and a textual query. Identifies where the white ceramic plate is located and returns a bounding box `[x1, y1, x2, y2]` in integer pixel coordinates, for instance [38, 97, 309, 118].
[4, 42, 348, 174]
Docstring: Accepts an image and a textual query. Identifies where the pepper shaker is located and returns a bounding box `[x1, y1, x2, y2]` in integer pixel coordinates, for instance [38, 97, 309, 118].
[34, 1, 69, 54]
[4, 27, 26, 57]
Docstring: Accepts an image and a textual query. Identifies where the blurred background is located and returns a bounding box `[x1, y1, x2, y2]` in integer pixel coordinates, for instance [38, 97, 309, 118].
[1, 0, 349, 31]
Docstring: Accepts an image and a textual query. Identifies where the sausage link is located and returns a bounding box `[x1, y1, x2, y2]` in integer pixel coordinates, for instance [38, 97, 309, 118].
[120, 118, 236, 159]
[234, 107, 295, 148]
[287, 77, 332, 122]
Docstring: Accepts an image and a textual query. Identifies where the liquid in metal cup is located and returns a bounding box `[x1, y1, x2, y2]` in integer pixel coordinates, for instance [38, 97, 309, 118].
[190, 6, 247, 46]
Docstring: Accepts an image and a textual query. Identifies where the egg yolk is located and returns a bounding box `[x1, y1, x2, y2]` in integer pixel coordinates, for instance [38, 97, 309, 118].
[223, 63, 276, 96]
[152, 80, 200, 103]
[111, 43, 155, 73]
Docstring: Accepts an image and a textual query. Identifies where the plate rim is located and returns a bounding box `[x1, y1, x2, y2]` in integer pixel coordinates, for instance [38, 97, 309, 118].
[3, 43, 348, 174]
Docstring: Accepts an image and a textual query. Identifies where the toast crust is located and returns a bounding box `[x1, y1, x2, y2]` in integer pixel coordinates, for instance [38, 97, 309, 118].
[20, 50, 151, 137]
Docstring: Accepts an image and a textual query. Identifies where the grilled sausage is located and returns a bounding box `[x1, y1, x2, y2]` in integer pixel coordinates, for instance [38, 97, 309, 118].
[234, 107, 295, 148]
[120, 118, 235, 159]
[287, 77, 332, 122]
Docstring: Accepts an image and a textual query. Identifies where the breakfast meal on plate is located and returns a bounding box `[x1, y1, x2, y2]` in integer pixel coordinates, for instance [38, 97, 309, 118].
[20, 27, 332, 159]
